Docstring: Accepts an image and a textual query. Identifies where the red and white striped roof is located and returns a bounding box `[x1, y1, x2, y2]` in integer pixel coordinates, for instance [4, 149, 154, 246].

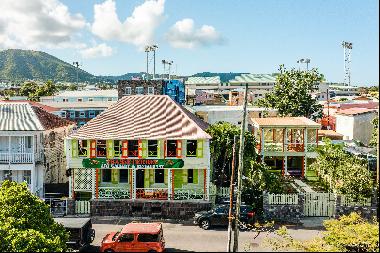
[69, 95, 211, 140]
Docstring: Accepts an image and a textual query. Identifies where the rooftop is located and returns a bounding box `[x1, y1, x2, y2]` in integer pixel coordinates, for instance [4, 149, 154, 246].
[335, 108, 377, 116]
[229, 74, 276, 84]
[53, 89, 118, 98]
[185, 76, 221, 85]
[318, 130, 344, 137]
[0, 100, 59, 113]
[40, 101, 116, 109]
[69, 95, 211, 140]
[191, 105, 278, 112]
[121, 223, 162, 234]
[250, 117, 320, 128]
[0, 102, 75, 131]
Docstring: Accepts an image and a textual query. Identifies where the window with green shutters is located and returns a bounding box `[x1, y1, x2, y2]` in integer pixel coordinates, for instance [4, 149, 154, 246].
[193, 169, 198, 184]
[114, 140, 121, 157]
[148, 140, 158, 157]
[106, 140, 114, 158]
[173, 170, 183, 188]
[78, 140, 88, 157]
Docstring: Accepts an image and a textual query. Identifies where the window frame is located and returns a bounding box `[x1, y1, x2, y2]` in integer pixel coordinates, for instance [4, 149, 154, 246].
[23, 170, 31, 185]
[147, 86, 155, 95]
[186, 140, 197, 157]
[78, 140, 88, 157]
[69, 111, 75, 118]
[124, 87, 132, 95]
[166, 140, 177, 157]
[77, 98, 83, 102]
[102, 169, 112, 183]
[117, 233, 135, 242]
[88, 98, 94, 102]
[148, 140, 158, 157]
[154, 169, 165, 184]
[96, 140, 107, 157]
[127, 140, 139, 157]
[62, 98, 69, 102]
[89, 111, 96, 118]
[136, 86, 144, 95]
[79, 111, 86, 118]
[114, 140, 122, 157]
[187, 169, 194, 183]
[61, 111, 67, 118]
[119, 169, 129, 183]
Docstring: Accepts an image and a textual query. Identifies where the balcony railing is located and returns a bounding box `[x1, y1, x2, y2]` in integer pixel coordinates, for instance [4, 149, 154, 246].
[174, 189, 205, 200]
[0, 153, 34, 163]
[98, 187, 130, 199]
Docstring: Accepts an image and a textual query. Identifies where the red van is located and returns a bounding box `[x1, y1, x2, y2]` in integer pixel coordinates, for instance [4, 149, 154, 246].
[100, 222, 165, 252]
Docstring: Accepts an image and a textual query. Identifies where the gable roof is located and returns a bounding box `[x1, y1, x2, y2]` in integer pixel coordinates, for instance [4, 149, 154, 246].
[69, 95, 211, 140]
[335, 108, 377, 116]
[0, 102, 75, 131]
[0, 100, 59, 113]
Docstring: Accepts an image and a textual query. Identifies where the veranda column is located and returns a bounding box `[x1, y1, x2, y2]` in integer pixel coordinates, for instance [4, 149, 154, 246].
[304, 129, 308, 178]
[167, 169, 172, 200]
[206, 167, 210, 201]
[30, 136, 35, 194]
[261, 128, 265, 161]
[132, 169, 136, 199]
[284, 156, 288, 175]
[91, 169, 96, 199]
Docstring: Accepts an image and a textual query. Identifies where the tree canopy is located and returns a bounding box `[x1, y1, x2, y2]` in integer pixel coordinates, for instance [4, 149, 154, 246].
[19, 80, 58, 101]
[266, 212, 379, 252]
[0, 181, 69, 252]
[310, 139, 373, 201]
[206, 121, 256, 187]
[369, 116, 378, 147]
[256, 65, 324, 120]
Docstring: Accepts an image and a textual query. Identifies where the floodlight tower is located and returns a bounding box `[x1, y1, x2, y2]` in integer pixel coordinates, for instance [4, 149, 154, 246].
[144, 46, 150, 78]
[162, 60, 173, 80]
[151, 44, 158, 79]
[342, 41, 353, 86]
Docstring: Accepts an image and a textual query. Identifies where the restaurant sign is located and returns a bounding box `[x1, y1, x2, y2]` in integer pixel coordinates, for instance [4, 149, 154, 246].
[82, 158, 184, 169]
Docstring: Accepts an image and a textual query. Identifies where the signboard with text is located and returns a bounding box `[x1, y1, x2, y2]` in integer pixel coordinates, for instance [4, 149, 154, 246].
[82, 158, 184, 169]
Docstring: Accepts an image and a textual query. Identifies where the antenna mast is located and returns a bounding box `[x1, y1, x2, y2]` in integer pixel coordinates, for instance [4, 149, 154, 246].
[342, 41, 353, 86]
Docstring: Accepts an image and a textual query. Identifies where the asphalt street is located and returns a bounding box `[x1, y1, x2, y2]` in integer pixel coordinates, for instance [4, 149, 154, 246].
[82, 218, 323, 252]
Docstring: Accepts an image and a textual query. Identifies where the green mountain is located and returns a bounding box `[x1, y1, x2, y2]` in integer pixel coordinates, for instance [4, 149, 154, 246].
[0, 49, 100, 83]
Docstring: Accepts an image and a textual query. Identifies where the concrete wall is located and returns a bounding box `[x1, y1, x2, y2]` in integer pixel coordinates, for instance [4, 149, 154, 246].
[335, 112, 377, 145]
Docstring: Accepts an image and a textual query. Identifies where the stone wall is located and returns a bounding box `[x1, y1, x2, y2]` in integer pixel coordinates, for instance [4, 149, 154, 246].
[43, 126, 74, 184]
[90, 199, 211, 220]
[334, 195, 378, 220]
[118, 80, 163, 99]
[263, 193, 304, 224]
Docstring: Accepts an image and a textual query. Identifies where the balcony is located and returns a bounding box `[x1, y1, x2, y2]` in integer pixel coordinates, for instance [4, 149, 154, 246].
[0, 153, 34, 164]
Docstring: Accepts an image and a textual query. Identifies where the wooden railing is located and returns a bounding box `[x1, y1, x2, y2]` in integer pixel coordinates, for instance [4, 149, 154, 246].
[75, 200, 91, 214]
[287, 144, 304, 152]
[0, 153, 34, 163]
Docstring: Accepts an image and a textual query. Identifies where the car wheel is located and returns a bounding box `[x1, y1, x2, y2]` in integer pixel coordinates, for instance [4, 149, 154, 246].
[104, 249, 114, 252]
[148, 250, 157, 253]
[200, 219, 211, 230]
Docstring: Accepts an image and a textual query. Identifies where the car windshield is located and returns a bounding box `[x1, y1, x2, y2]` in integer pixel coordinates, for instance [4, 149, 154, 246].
[112, 230, 121, 241]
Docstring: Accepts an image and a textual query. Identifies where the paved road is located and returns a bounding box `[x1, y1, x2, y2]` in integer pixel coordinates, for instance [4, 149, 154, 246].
[83, 219, 323, 252]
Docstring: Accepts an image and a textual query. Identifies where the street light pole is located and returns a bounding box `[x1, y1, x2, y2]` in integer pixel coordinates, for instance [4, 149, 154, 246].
[227, 135, 238, 252]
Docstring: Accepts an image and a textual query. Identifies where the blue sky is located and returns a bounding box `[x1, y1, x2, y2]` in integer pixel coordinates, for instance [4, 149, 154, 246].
[0, 0, 378, 85]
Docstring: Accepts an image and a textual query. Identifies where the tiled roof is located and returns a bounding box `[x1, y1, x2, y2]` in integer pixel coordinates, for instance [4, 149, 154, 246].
[250, 117, 320, 128]
[318, 130, 343, 137]
[69, 95, 211, 140]
[0, 102, 75, 131]
[185, 76, 221, 85]
[229, 74, 276, 84]
[336, 108, 377, 116]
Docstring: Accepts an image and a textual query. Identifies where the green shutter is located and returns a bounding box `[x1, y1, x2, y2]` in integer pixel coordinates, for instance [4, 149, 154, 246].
[193, 169, 198, 184]
[196, 140, 204, 158]
[149, 170, 155, 184]
[142, 140, 148, 158]
[164, 169, 168, 185]
[157, 140, 162, 158]
[97, 169, 101, 185]
[107, 140, 114, 158]
[182, 169, 188, 184]
[144, 169, 150, 188]
[111, 169, 119, 184]
[174, 170, 183, 188]
[72, 139, 78, 158]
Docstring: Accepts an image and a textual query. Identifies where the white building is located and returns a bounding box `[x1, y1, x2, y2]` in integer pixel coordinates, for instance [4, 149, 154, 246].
[335, 108, 378, 146]
[0, 102, 75, 197]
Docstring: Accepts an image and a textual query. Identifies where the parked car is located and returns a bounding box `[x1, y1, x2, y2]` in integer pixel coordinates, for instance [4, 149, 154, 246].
[193, 204, 255, 230]
[54, 217, 95, 250]
[100, 222, 165, 252]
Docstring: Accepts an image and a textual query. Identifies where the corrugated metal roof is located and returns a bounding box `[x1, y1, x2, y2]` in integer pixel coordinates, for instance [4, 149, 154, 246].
[0, 103, 44, 131]
[250, 117, 320, 128]
[54, 89, 118, 98]
[229, 74, 276, 84]
[0, 102, 75, 131]
[69, 95, 211, 140]
[40, 101, 116, 109]
[185, 76, 221, 85]
[336, 108, 377, 116]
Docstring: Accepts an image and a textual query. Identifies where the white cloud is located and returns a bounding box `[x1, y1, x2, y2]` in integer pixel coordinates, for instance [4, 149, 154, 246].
[0, 0, 87, 49]
[91, 0, 165, 50]
[80, 43, 114, 59]
[166, 18, 223, 49]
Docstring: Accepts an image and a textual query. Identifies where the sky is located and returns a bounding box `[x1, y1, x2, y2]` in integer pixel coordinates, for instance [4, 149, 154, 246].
[0, 0, 378, 86]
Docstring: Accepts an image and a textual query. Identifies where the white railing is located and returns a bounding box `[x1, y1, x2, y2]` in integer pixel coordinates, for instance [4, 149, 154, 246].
[340, 195, 371, 207]
[98, 187, 130, 199]
[0, 153, 34, 163]
[174, 189, 205, 200]
[268, 193, 299, 205]
[75, 200, 91, 214]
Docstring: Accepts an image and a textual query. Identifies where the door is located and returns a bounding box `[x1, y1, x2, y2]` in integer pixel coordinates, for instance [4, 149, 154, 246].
[136, 169, 145, 189]
[211, 206, 229, 226]
[114, 233, 136, 252]
[304, 192, 336, 217]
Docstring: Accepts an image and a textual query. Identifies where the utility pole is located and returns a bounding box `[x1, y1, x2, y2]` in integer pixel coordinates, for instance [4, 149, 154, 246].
[327, 87, 330, 130]
[377, 108, 379, 186]
[233, 83, 249, 252]
[227, 135, 238, 252]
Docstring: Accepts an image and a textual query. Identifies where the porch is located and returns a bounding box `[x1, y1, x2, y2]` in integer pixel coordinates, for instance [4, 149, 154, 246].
[0, 136, 42, 164]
